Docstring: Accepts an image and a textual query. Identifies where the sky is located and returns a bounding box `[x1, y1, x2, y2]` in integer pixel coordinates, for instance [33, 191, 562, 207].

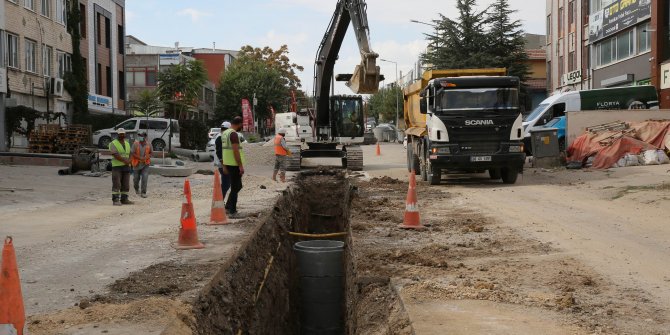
[126, 0, 545, 95]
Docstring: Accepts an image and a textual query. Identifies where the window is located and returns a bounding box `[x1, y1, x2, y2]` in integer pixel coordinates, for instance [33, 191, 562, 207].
[116, 120, 137, 130]
[105, 17, 111, 48]
[6, 34, 19, 69]
[568, 51, 575, 72]
[118, 25, 124, 54]
[595, 28, 638, 67]
[79, 4, 86, 38]
[42, 45, 52, 76]
[25, 39, 37, 73]
[149, 120, 168, 130]
[96, 63, 102, 94]
[106, 66, 112, 96]
[41, 0, 50, 17]
[546, 15, 551, 39]
[57, 51, 71, 78]
[558, 55, 564, 79]
[558, 6, 564, 37]
[547, 60, 552, 90]
[568, 1, 575, 27]
[616, 29, 634, 60]
[126, 67, 158, 87]
[96, 14, 102, 45]
[56, 0, 66, 24]
[24, 0, 34, 11]
[638, 23, 651, 53]
[118, 71, 125, 100]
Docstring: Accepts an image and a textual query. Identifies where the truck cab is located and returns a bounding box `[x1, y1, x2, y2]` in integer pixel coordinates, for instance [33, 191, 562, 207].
[417, 76, 526, 184]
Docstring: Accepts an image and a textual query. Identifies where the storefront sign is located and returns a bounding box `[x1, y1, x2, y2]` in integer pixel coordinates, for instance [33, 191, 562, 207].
[589, 0, 651, 43]
[661, 63, 670, 90]
[563, 69, 582, 85]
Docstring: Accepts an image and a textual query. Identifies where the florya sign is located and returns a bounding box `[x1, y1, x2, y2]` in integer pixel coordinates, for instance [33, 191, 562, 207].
[589, 0, 651, 43]
[661, 63, 670, 90]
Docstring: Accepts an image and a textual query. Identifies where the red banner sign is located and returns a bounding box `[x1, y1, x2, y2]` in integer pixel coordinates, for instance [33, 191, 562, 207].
[241, 99, 254, 132]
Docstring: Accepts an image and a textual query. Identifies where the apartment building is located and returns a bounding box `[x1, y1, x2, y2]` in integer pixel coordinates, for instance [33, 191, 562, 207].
[3, 0, 73, 116]
[79, 0, 125, 114]
[547, 0, 653, 93]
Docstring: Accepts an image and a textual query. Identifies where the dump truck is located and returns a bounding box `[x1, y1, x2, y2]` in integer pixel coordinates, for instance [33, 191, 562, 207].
[403, 68, 526, 185]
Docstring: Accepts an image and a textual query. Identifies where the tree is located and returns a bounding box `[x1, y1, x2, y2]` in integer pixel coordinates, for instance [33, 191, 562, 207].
[65, 1, 88, 123]
[367, 85, 403, 124]
[421, 0, 490, 69]
[156, 60, 208, 119]
[216, 56, 287, 127]
[131, 90, 162, 117]
[239, 45, 304, 89]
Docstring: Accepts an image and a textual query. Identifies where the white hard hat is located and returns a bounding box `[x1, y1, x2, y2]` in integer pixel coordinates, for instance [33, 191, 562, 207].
[221, 121, 232, 129]
[278, 128, 287, 134]
[116, 128, 126, 134]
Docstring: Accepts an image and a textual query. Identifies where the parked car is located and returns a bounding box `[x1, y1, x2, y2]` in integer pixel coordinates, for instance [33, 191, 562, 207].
[93, 117, 180, 151]
[205, 133, 247, 161]
[208, 128, 221, 139]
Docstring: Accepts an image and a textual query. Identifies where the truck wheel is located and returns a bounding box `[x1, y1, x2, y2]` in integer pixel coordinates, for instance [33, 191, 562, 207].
[501, 168, 518, 184]
[489, 169, 502, 180]
[98, 136, 111, 149]
[420, 148, 428, 182]
[427, 160, 441, 185]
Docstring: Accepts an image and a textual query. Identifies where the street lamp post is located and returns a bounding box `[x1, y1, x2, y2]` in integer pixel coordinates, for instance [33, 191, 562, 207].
[379, 58, 399, 129]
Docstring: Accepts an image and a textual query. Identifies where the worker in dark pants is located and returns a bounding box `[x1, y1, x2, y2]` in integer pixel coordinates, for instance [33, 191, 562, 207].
[221, 117, 245, 217]
[109, 128, 134, 206]
[215, 121, 231, 201]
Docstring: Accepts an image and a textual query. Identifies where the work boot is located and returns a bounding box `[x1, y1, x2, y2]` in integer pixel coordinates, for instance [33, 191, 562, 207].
[113, 201, 122, 206]
[134, 187, 140, 195]
[121, 199, 134, 205]
[141, 193, 148, 198]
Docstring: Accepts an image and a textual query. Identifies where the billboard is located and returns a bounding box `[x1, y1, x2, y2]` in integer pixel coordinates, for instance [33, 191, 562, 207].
[589, 0, 651, 43]
[241, 99, 254, 132]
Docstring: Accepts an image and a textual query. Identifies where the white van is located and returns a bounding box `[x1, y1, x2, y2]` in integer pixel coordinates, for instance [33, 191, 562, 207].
[522, 86, 659, 150]
[93, 117, 180, 151]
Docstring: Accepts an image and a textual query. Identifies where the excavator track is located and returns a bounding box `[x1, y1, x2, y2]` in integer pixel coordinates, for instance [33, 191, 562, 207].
[343, 146, 363, 171]
[285, 145, 302, 171]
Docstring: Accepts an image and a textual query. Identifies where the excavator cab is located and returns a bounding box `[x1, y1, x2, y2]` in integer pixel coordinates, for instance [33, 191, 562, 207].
[331, 95, 364, 139]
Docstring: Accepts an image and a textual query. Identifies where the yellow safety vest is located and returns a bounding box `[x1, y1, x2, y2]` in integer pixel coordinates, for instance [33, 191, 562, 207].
[221, 129, 246, 166]
[110, 139, 131, 167]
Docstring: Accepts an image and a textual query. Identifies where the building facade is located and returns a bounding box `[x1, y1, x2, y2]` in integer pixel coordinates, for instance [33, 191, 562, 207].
[79, 0, 125, 114]
[3, 0, 73, 117]
[651, 0, 670, 108]
[124, 36, 236, 121]
[547, 0, 653, 93]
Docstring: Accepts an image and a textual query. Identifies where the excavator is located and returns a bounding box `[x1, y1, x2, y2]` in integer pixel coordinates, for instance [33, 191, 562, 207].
[282, 0, 382, 171]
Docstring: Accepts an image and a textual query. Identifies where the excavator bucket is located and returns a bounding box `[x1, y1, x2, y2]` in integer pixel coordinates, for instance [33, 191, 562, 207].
[347, 64, 381, 94]
[348, 65, 381, 94]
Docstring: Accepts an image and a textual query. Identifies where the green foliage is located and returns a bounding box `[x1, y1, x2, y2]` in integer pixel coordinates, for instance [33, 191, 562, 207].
[156, 60, 208, 119]
[421, 0, 531, 109]
[216, 55, 287, 124]
[4, 107, 63, 147]
[65, 2, 89, 122]
[178, 119, 209, 150]
[131, 90, 162, 117]
[239, 45, 304, 89]
[368, 85, 403, 125]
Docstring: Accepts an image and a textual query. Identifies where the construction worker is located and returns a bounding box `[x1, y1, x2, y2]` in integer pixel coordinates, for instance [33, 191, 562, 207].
[272, 128, 291, 182]
[131, 132, 152, 198]
[221, 116, 245, 217]
[215, 121, 232, 200]
[109, 128, 133, 206]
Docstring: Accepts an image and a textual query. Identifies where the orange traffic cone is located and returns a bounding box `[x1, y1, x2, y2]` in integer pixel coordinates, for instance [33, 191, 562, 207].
[400, 170, 423, 230]
[209, 170, 228, 225]
[0, 237, 26, 335]
[376, 142, 381, 156]
[176, 179, 204, 250]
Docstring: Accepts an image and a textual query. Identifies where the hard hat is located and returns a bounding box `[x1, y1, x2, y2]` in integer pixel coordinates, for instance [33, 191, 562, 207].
[278, 128, 287, 134]
[221, 121, 232, 129]
[116, 128, 126, 134]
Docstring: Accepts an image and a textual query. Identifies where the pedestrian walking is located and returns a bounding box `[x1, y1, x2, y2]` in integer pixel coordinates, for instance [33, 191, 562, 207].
[131, 132, 152, 198]
[272, 128, 291, 182]
[109, 128, 134, 206]
[221, 117, 245, 217]
[215, 121, 232, 200]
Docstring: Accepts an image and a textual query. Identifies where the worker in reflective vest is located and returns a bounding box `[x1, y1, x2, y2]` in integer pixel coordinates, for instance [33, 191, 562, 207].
[131, 132, 152, 198]
[221, 117, 246, 217]
[272, 128, 291, 182]
[109, 128, 133, 206]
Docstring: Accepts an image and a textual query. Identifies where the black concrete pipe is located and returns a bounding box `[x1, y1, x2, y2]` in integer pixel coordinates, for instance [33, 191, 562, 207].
[294, 240, 345, 335]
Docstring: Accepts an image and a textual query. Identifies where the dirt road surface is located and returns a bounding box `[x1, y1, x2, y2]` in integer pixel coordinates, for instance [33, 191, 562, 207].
[352, 143, 670, 334]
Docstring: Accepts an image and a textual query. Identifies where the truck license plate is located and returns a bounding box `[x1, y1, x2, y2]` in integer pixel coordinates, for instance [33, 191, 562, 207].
[471, 156, 492, 162]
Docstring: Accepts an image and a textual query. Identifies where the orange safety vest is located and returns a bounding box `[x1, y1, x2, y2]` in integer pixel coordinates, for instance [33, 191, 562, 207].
[274, 134, 288, 156]
[131, 142, 152, 167]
